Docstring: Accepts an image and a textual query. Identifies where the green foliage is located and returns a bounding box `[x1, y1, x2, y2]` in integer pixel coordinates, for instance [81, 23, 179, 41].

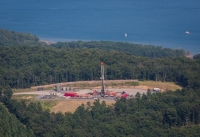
[3, 88, 200, 137]
[193, 54, 200, 59]
[0, 29, 41, 46]
[0, 29, 199, 90]
[0, 86, 13, 102]
[0, 103, 35, 137]
[3, 87, 13, 100]
[51, 41, 186, 58]
[0, 46, 199, 90]
[1, 29, 200, 136]
[124, 81, 139, 86]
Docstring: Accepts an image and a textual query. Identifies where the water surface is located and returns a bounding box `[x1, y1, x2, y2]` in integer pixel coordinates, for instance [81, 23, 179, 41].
[0, 0, 200, 54]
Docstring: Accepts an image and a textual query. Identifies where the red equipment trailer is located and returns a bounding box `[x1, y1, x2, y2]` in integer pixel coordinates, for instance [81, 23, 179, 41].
[64, 92, 79, 97]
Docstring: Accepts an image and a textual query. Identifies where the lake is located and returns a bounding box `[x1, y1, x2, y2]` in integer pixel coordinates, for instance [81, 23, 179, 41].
[0, 0, 200, 54]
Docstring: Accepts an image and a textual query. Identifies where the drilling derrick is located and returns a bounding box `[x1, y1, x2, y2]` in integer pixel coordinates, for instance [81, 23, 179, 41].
[100, 62, 105, 96]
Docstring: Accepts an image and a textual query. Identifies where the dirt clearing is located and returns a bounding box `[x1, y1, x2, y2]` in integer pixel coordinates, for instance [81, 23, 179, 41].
[13, 80, 182, 113]
[51, 100, 115, 113]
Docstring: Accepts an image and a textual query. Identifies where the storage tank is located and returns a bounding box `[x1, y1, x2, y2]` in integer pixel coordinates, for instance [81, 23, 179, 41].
[63, 87, 66, 91]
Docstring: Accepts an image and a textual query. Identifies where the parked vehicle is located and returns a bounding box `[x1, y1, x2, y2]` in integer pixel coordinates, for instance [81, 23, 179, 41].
[64, 92, 79, 97]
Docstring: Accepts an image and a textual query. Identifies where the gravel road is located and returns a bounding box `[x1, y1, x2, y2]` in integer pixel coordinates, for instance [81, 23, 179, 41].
[13, 88, 147, 98]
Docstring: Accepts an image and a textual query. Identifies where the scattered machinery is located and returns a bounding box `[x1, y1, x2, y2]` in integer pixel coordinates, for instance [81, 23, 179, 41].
[121, 91, 128, 98]
[57, 62, 130, 99]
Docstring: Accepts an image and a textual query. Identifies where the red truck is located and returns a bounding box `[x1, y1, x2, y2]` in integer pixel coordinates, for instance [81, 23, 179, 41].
[64, 92, 79, 97]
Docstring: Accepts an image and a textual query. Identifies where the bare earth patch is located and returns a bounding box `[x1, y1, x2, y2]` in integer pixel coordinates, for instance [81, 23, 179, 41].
[51, 100, 115, 113]
[30, 80, 182, 92]
[22, 96, 33, 99]
[138, 81, 182, 91]
[12, 94, 37, 100]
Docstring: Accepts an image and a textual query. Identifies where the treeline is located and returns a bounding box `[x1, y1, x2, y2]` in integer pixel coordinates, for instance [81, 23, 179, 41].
[0, 29, 187, 58]
[3, 88, 200, 136]
[1, 29, 200, 136]
[0, 29, 44, 46]
[51, 41, 186, 58]
[0, 46, 200, 89]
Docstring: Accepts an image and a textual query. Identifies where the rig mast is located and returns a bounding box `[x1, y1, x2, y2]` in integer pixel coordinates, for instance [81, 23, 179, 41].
[100, 62, 105, 96]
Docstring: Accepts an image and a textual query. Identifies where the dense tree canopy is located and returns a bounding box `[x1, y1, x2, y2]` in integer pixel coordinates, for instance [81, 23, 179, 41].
[193, 54, 200, 59]
[0, 46, 200, 89]
[0, 29, 187, 58]
[0, 29, 44, 46]
[0, 102, 35, 137]
[51, 41, 186, 58]
[0, 29, 200, 137]
[4, 88, 200, 137]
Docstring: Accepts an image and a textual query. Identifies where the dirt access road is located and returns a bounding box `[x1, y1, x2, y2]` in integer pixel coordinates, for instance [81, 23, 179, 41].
[13, 88, 147, 98]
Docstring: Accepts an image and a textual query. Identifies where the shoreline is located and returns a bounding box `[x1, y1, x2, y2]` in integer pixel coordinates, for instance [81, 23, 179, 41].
[39, 40, 55, 45]
[39, 38, 195, 56]
[186, 54, 194, 59]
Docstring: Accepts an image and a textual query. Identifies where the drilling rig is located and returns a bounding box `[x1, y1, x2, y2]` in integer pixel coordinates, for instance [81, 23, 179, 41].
[100, 62, 105, 97]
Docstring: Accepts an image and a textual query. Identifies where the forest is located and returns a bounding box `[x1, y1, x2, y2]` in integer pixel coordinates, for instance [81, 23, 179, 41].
[51, 41, 186, 58]
[0, 29, 200, 136]
[0, 46, 200, 89]
[0, 29, 41, 46]
[1, 86, 200, 136]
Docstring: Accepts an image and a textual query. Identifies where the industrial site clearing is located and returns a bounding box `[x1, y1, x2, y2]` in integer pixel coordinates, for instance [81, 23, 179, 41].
[12, 61, 182, 113]
[13, 79, 182, 113]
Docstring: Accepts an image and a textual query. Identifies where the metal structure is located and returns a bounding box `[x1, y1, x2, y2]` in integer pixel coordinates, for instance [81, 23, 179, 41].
[56, 83, 62, 92]
[100, 62, 105, 96]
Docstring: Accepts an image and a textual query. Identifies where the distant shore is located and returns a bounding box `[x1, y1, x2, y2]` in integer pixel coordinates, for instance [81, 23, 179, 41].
[186, 54, 194, 59]
[39, 38, 195, 58]
[39, 40, 55, 45]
